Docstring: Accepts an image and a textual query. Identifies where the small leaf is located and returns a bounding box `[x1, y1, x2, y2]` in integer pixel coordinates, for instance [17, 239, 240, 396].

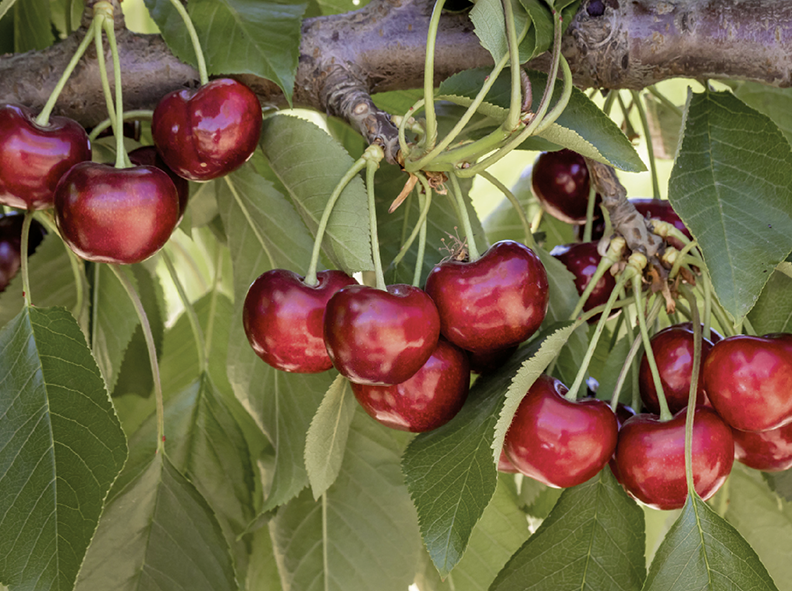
[643, 492, 778, 591]
[0, 306, 127, 591]
[470, 0, 529, 63]
[491, 467, 646, 591]
[304, 375, 357, 499]
[668, 90, 792, 324]
[747, 269, 792, 335]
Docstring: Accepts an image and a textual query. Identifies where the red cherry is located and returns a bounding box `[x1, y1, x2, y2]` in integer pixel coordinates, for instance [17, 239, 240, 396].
[550, 241, 616, 321]
[468, 345, 517, 375]
[0, 104, 91, 210]
[615, 406, 734, 510]
[608, 403, 637, 484]
[324, 284, 440, 386]
[497, 449, 520, 473]
[129, 146, 190, 219]
[531, 149, 600, 224]
[503, 374, 618, 488]
[152, 79, 262, 181]
[350, 339, 469, 432]
[243, 269, 357, 373]
[703, 334, 792, 432]
[733, 423, 792, 472]
[424, 240, 548, 354]
[54, 162, 180, 264]
[0, 212, 46, 291]
[639, 324, 716, 415]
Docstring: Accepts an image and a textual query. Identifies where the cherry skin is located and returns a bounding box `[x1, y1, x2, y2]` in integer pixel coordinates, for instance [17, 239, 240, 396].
[0, 104, 91, 210]
[550, 241, 616, 321]
[531, 149, 600, 224]
[323, 284, 440, 386]
[243, 269, 357, 373]
[639, 323, 716, 415]
[468, 345, 517, 375]
[608, 403, 637, 484]
[0, 212, 47, 291]
[503, 374, 618, 488]
[152, 78, 262, 181]
[129, 146, 190, 219]
[424, 240, 549, 354]
[497, 450, 520, 474]
[732, 423, 792, 472]
[350, 339, 469, 432]
[54, 162, 180, 264]
[703, 333, 792, 432]
[615, 406, 734, 510]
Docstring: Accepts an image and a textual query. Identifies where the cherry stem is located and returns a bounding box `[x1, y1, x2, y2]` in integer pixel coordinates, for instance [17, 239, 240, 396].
[479, 171, 535, 249]
[742, 315, 757, 336]
[204, 249, 223, 360]
[109, 264, 165, 452]
[390, 174, 432, 284]
[647, 85, 683, 117]
[582, 171, 597, 243]
[162, 250, 208, 373]
[631, 90, 660, 201]
[678, 283, 702, 494]
[166, 0, 209, 85]
[569, 237, 625, 320]
[503, 0, 523, 133]
[448, 173, 480, 261]
[421, 0, 447, 153]
[36, 18, 100, 126]
[101, 16, 128, 169]
[20, 212, 33, 307]
[602, 90, 618, 116]
[87, 110, 153, 143]
[304, 155, 369, 286]
[365, 146, 387, 290]
[93, 13, 129, 167]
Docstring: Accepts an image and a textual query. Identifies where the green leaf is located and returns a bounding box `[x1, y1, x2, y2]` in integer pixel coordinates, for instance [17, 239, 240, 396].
[270, 407, 420, 591]
[304, 374, 357, 499]
[470, 0, 529, 64]
[733, 82, 792, 147]
[13, 0, 51, 52]
[764, 470, 792, 503]
[260, 114, 374, 274]
[491, 467, 646, 591]
[644, 93, 683, 160]
[747, 269, 792, 335]
[0, 306, 127, 590]
[75, 453, 238, 591]
[643, 492, 778, 591]
[668, 90, 792, 324]
[246, 526, 284, 591]
[725, 464, 792, 588]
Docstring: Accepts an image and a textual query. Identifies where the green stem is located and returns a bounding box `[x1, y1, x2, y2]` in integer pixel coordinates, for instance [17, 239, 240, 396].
[479, 171, 534, 248]
[631, 90, 660, 201]
[413, 181, 429, 287]
[503, 0, 522, 133]
[422, 0, 447, 152]
[166, 0, 208, 84]
[582, 171, 597, 243]
[569, 237, 625, 320]
[678, 284, 702, 494]
[647, 86, 683, 117]
[20, 212, 33, 307]
[102, 17, 128, 169]
[448, 173, 480, 260]
[204, 248, 223, 360]
[163, 250, 208, 373]
[701, 268, 712, 341]
[36, 18, 100, 126]
[94, 14, 117, 141]
[602, 90, 618, 116]
[742, 315, 757, 336]
[110, 264, 166, 452]
[87, 110, 153, 143]
[365, 147, 387, 290]
[391, 175, 433, 272]
[397, 100, 425, 158]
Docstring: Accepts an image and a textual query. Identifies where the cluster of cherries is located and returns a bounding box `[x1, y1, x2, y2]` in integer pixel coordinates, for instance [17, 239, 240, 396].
[497, 149, 792, 511]
[0, 77, 262, 264]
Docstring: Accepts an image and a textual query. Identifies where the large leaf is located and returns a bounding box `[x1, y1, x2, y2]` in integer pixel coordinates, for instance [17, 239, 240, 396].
[732, 82, 792, 147]
[260, 114, 374, 274]
[668, 90, 792, 324]
[491, 467, 645, 591]
[643, 492, 778, 591]
[74, 453, 237, 591]
[747, 269, 792, 335]
[0, 306, 127, 591]
[270, 407, 420, 591]
[764, 470, 792, 503]
[13, 0, 51, 52]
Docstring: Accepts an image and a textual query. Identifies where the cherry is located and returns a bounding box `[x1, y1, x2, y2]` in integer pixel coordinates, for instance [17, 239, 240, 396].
[54, 162, 180, 264]
[608, 403, 637, 484]
[323, 283, 440, 386]
[638, 323, 716, 415]
[0, 212, 46, 292]
[350, 338, 469, 432]
[503, 374, 618, 488]
[531, 149, 600, 224]
[733, 423, 792, 472]
[614, 406, 734, 510]
[243, 269, 357, 373]
[424, 240, 548, 354]
[703, 333, 792, 432]
[497, 450, 520, 473]
[550, 241, 616, 321]
[152, 78, 262, 181]
[128, 146, 190, 219]
[0, 104, 91, 210]
[468, 345, 517, 375]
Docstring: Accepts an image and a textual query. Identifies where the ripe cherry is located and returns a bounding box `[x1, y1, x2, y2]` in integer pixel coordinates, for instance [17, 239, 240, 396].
[350, 339, 469, 432]
[550, 241, 616, 321]
[531, 149, 600, 224]
[503, 374, 618, 488]
[128, 146, 190, 219]
[243, 269, 357, 373]
[614, 406, 734, 510]
[703, 333, 792, 432]
[732, 423, 792, 472]
[54, 162, 180, 264]
[0, 212, 46, 291]
[608, 403, 636, 484]
[152, 79, 262, 181]
[0, 104, 91, 210]
[424, 240, 548, 354]
[468, 345, 517, 375]
[323, 284, 440, 386]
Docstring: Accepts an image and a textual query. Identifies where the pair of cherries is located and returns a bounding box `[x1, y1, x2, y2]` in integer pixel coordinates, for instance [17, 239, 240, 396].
[243, 240, 549, 433]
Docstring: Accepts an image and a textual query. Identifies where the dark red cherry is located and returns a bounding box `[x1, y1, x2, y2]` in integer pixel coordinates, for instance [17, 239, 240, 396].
[639, 324, 716, 415]
[152, 78, 262, 181]
[503, 374, 618, 488]
[733, 423, 792, 472]
[243, 269, 357, 373]
[550, 241, 617, 321]
[0, 104, 91, 210]
[350, 339, 469, 432]
[424, 240, 548, 354]
[324, 284, 440, 386]
[615, 406, 734, 510]
[608, 403, 637, 484]
[703, 334, 792, 432]
[54, 162, 180, 264]
[531, 149, 600, 224]
[497, 450, 520, 473]
[129, 146, 190, 219]
[468, 345, 517, 375]
[0, 212, 47, 291]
